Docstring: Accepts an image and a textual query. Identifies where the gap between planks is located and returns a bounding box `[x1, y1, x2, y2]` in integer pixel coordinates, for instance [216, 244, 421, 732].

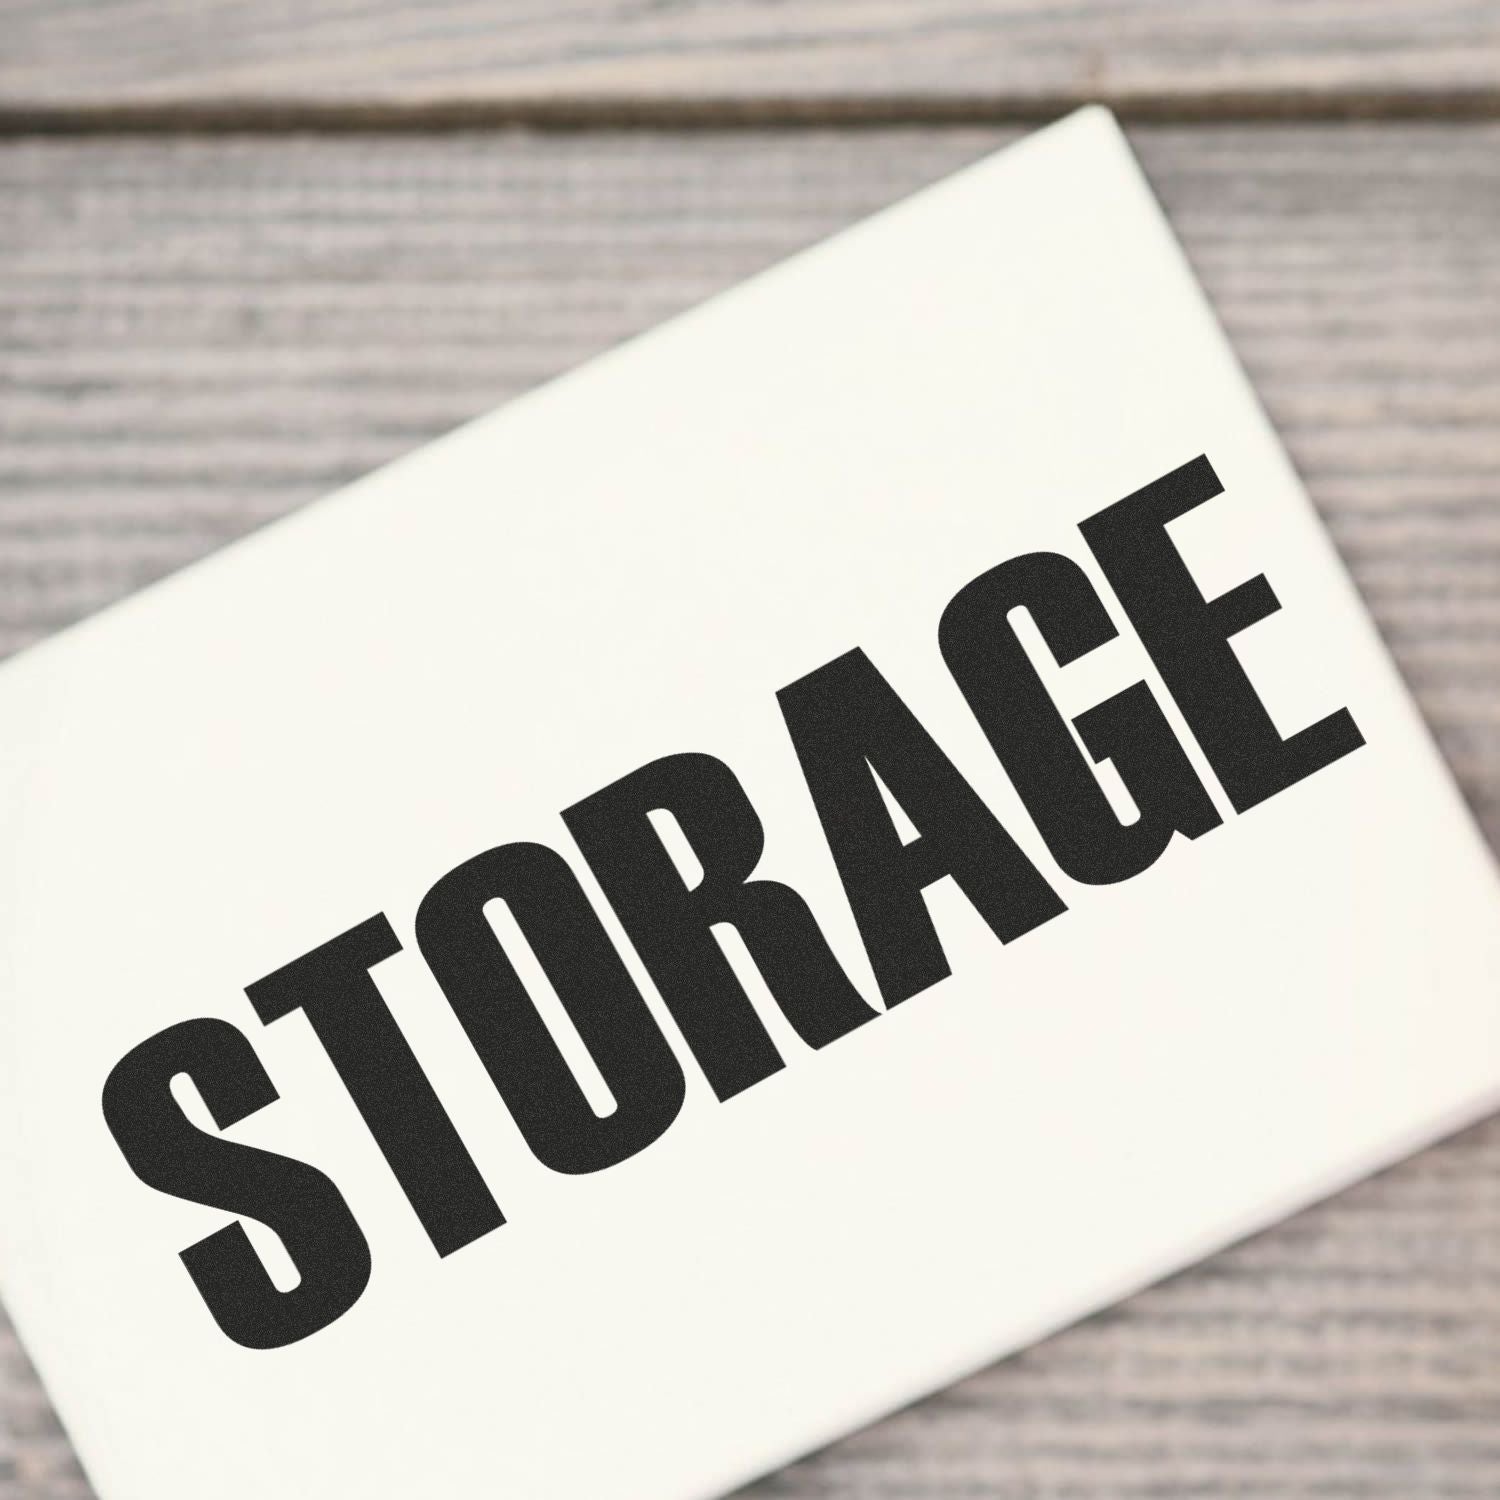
[4, 86, 1500, 136]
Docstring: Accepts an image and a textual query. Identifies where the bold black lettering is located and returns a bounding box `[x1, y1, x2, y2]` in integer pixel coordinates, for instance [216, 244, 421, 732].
[416, 842, 686, 1171]
[102, 1017, 370, 1351]
[1081, 455, 1365, 812]
[777, 648, 1065, 1007]
[565, 754, 876, 1102]
[940, 550, 1221, 884]
[245, 915, 503, 1257]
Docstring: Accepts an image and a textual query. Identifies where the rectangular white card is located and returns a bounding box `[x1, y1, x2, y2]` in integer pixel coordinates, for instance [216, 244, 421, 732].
[3, 107, 1499, 1500]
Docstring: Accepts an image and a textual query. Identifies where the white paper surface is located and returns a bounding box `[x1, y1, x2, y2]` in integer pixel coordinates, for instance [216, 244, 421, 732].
[1, 107, 1498, 1500]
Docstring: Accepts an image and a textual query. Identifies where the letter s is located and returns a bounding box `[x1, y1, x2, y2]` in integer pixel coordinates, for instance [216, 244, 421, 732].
[102, 1017, 371, 1350]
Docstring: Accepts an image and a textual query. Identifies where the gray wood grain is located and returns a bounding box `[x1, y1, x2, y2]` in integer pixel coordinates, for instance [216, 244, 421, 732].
[3, 3, 1500, 124]
[2, 123, 1499, 1496]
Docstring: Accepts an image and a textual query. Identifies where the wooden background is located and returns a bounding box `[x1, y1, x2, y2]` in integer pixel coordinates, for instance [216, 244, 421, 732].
[4, 5, 1500, 1496]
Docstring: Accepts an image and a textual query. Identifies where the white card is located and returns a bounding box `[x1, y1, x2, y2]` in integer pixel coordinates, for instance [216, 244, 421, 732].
[2, 107, 1498, 1500]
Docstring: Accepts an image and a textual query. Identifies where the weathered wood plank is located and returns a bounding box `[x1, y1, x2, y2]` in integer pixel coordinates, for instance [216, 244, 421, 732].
[2, 123, 1499, 1497]
[3, 3, 1500, 123]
